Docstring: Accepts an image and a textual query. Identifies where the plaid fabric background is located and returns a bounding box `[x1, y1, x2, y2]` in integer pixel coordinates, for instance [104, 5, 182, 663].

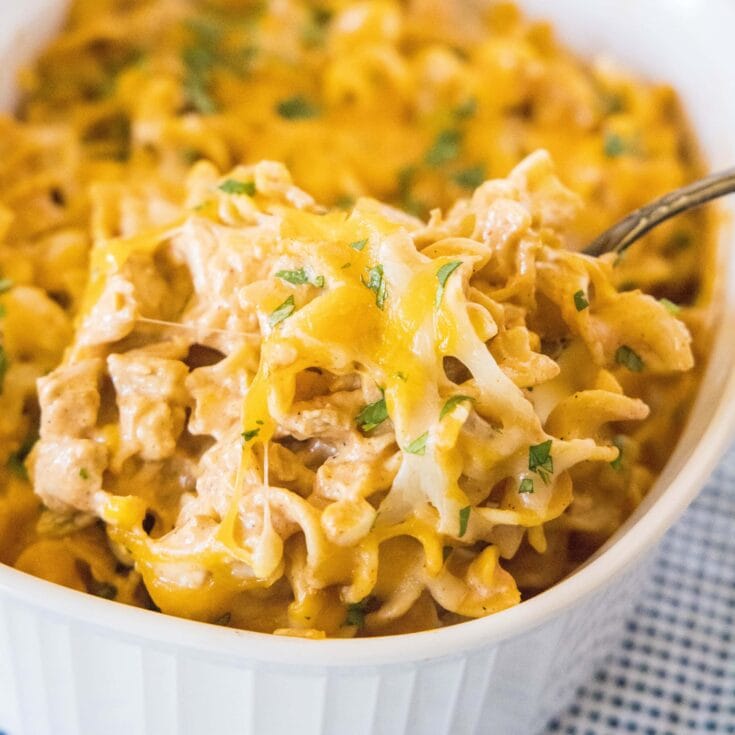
[544, 442, 735, 735]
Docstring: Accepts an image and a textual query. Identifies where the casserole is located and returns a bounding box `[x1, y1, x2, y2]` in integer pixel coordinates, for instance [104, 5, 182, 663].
[0, 1, 734, 733]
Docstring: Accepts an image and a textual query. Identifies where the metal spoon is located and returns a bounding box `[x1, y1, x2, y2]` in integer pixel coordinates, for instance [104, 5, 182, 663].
[583, 166, 735, 256]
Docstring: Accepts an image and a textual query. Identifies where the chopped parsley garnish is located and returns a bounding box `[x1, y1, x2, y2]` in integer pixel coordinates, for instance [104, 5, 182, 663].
[395, 371, 407, 382]
[615, 345, 645, 372]
[356, 396, 388, 432]
[425, 129, 462, 167]
[610, 435, 625, 471]
[528, 439, 553, 484]
[218, 179, 256, 196]
[518, 478, 534, 494]
[340, 262, 351, 269]
[396, 164, 423, 216]
[666, 230, 692, 252]
[89, 580, 117, 600]
[215, 612, 232, 626]
[603, 132, 631, 158]
[276, 95, 320, 120]
[344, 601, 366, 627]
[255, 419, 264, 425]
[181, 16, 257, 114]
[452, 164, 485, 190]
[334, 195, 355, 210]
[362, 264, 387, 309]
[7, 431, 36, 480]
[268, 295, 296, 327]
[301, 7, 332, 47]
[660, 298, 681, 315]
[405, 432, 429, 456]
[435, 260, 462, 308]
[349, 238, 367, 251]
[182, 148, 201, 165]
[440, 394, 474, 419]
[79, 468, 90, 480]
[275, 267, 324, 288]
[182, 43, 218, 114]
[0, 345, 8, 394]
[458, 506, 471, 537]
[241, 428, 260, 442]
[573, 290, 590, 311]
[453, 97, 477, 120]
[601, 91, 625, 115]
[0, 278, 13, 294]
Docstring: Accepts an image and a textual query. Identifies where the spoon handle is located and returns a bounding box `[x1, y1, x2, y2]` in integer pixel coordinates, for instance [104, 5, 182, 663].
[583, 166, 735, 256]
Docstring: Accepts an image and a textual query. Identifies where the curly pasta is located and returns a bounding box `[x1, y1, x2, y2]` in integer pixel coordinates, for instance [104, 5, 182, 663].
[0, 0, 716, 636]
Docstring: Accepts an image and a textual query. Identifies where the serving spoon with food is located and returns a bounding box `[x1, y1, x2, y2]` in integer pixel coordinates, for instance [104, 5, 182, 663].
[583, 166, 735, 256]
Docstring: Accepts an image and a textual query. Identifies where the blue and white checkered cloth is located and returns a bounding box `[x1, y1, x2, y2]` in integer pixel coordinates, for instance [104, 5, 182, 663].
[544, 442, 735, 735]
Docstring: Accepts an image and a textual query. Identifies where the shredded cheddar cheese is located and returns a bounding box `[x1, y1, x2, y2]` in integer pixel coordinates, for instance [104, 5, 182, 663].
[0, 0, 716, 636]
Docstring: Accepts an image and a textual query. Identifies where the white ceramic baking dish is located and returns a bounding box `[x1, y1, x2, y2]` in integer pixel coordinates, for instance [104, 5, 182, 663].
[0, 2, 734, 734]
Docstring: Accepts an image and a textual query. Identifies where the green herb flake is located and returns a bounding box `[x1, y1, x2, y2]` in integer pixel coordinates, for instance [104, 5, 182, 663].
[435, 260, 462, 308]
[362, 264, 387, 309]
[453, 97, 477, 120]
[458, 506, 471, 537]
[666, 230, 692, 252]
[79, 468, 90, 480]
[440, 394, 474, 419]
[573, 290, 590, 311]
[405, 432, 429, 456]
[660, 298, 681, 315]
[601, 91, 625, 116]
[0, 278, 13, 294]
[356, 396, 388, 432]
[340, 262, 351, 269]
[0, 345, 8, 394]
[334, 195, 355, 210]
[344, 601, 366, 628]
[0, 305, 6, 319]
[182, 46, 218, 115]
[395, 371, 407, 382]
[528, 439, 553, 484]
[518, 477, 534, 494]
[610, 435, 625, 471]
[425, 129, 462, 167]
[241, 428, 260, 442]
[275, 267, 324, 288]
[255, 419, 265, 425]
[276, 95, 320, 120]
[603, 132, 631, 158]
[349, 238, 367, 251]
[7, 432, 36, 480]
[302, 7, 332, 47]
[268, 295, 296, 327]
[218, 179, 256, 196]
[615, 345, 645, 373]
[452, 164, 485, 190]
[397, 165, 415, 201]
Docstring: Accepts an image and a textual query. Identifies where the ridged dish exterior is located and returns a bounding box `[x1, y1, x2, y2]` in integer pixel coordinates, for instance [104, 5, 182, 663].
[0, 559, 646, 735]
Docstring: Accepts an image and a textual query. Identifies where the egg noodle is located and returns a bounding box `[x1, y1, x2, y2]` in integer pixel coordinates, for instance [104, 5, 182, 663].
[0, 0, 716, 636]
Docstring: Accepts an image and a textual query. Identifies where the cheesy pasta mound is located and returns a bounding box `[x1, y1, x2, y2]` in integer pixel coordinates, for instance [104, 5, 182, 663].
[26, 153, 692, 635]
[0, 0, 714, 636]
